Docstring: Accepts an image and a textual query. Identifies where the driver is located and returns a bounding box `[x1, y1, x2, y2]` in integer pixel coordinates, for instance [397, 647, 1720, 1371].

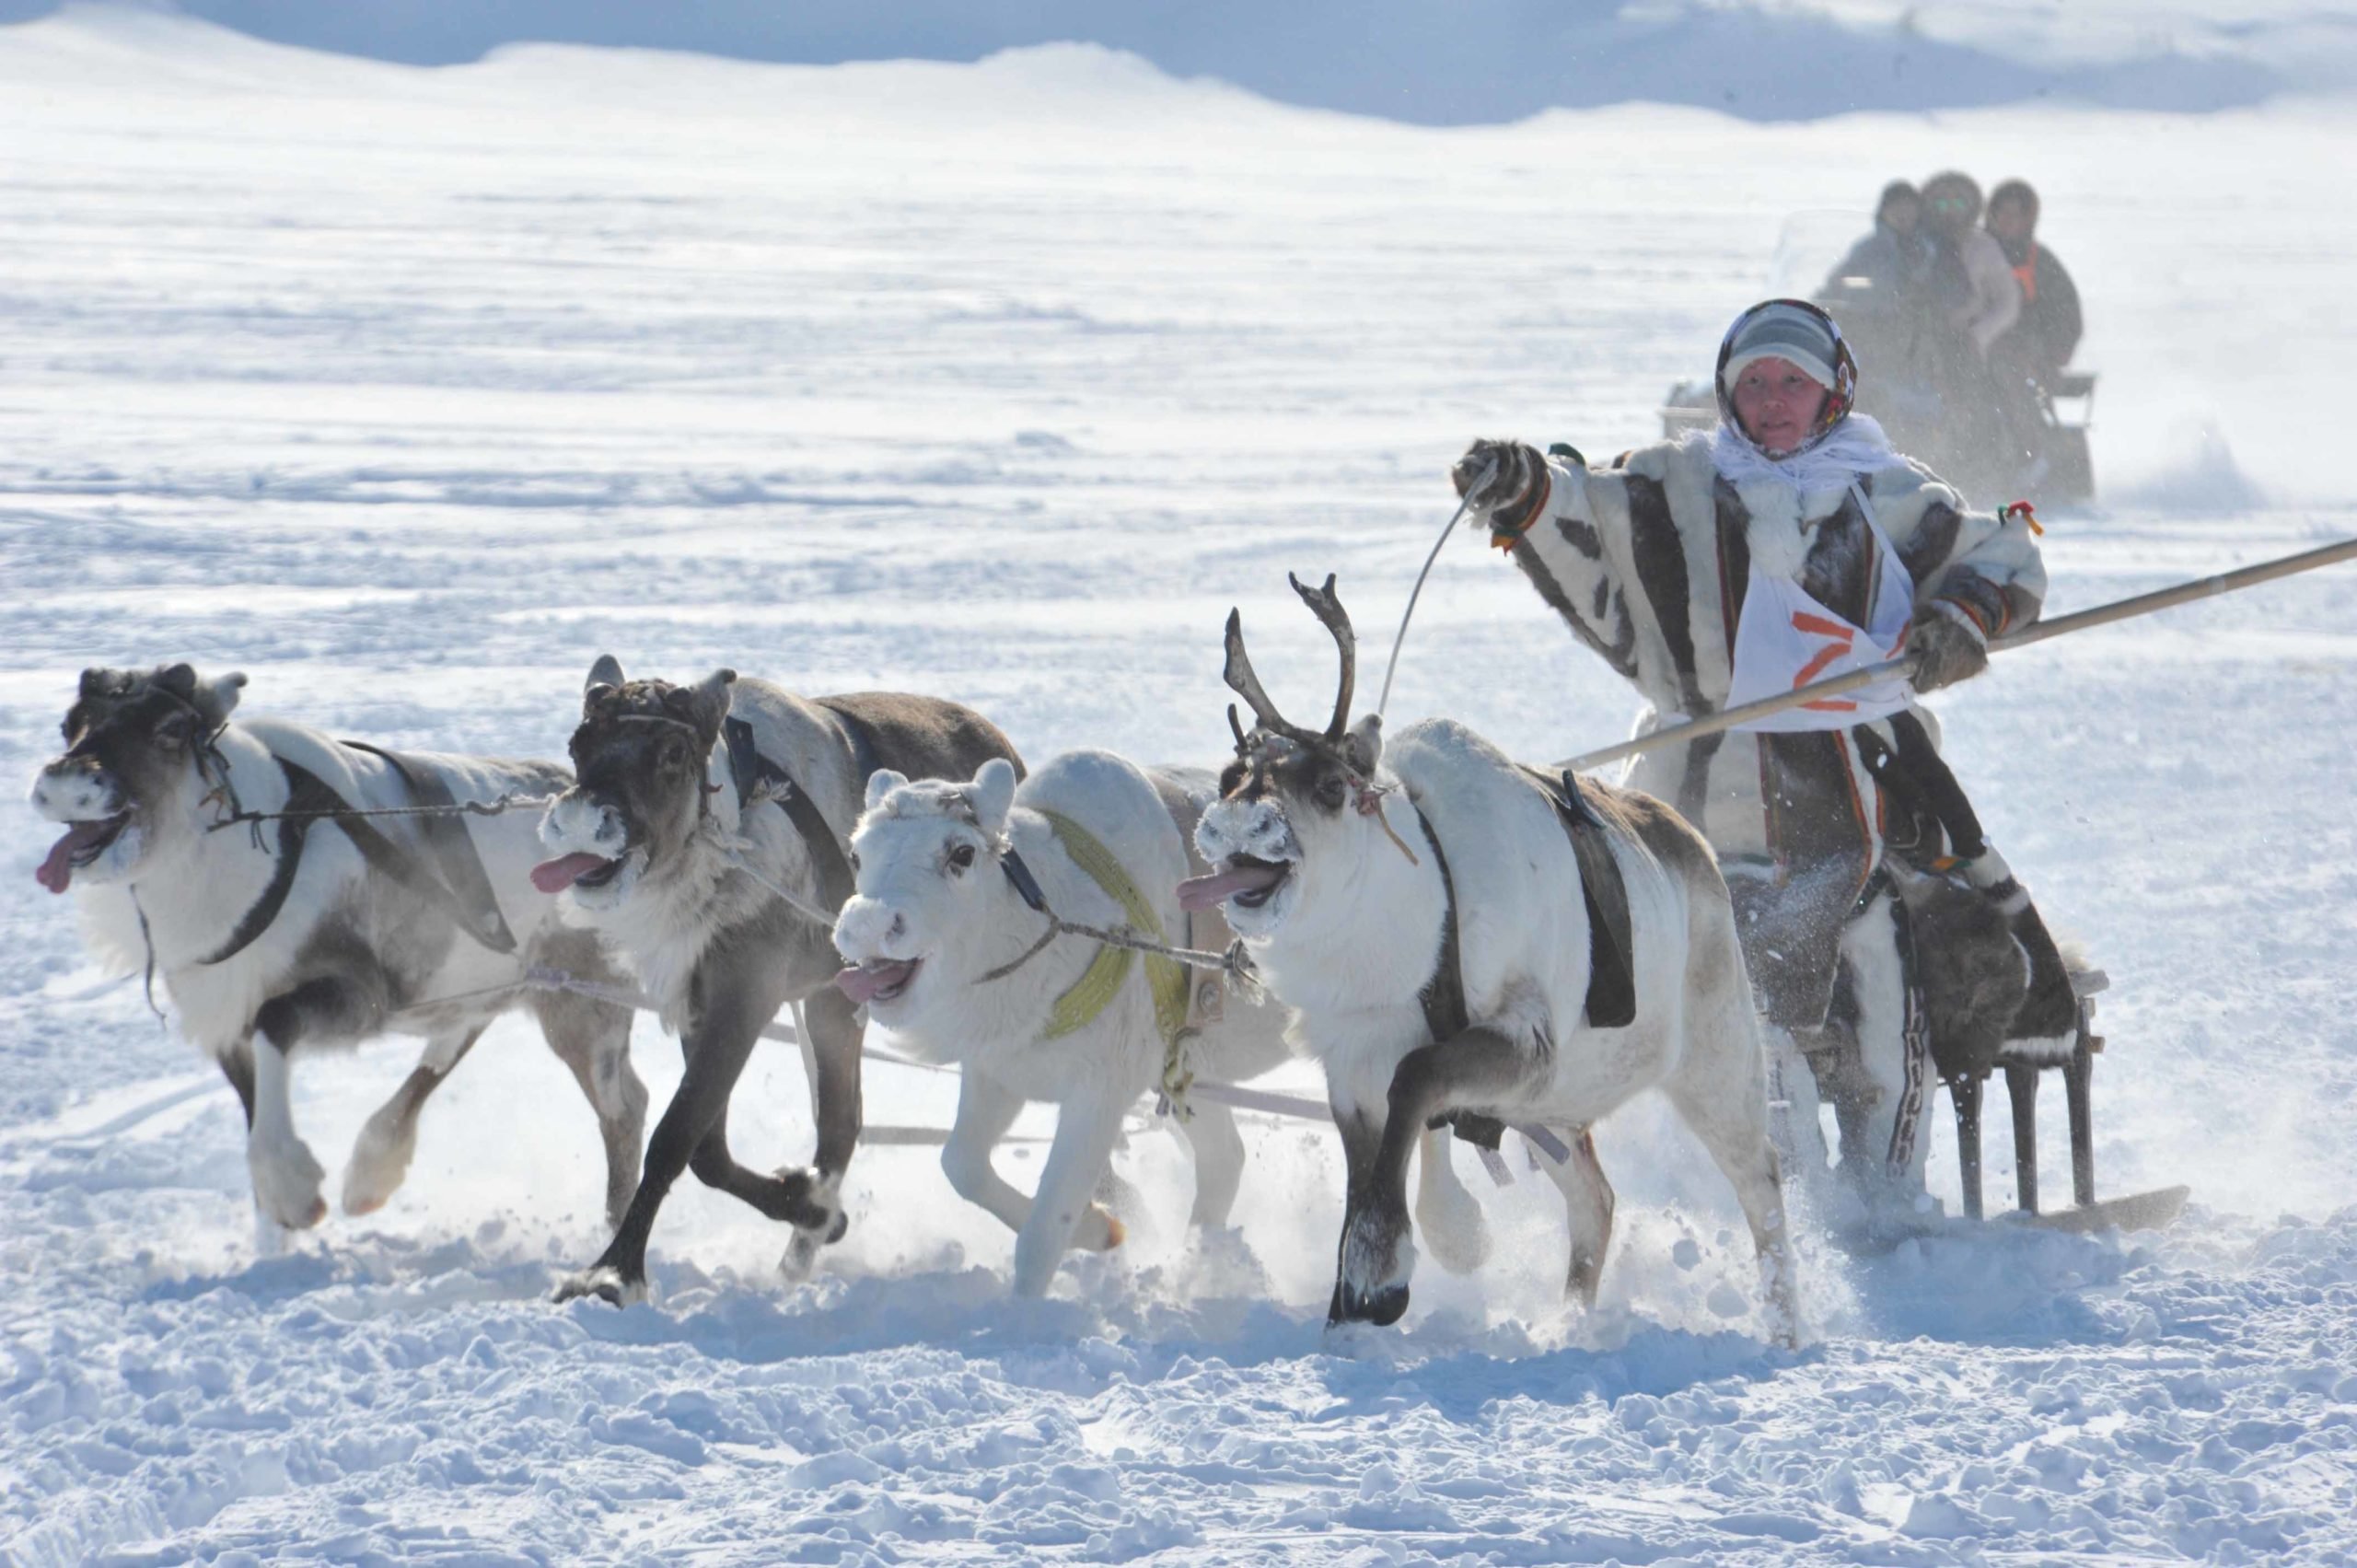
[1451, 299, 2079, 1220]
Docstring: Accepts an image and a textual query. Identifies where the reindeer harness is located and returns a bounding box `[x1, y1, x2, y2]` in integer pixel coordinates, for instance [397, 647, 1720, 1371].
[1412, 768, 1639, 1152]
[721, 715, 856, 912]
[992, 811, 1199, 1105]
[196, 747, 523, 970]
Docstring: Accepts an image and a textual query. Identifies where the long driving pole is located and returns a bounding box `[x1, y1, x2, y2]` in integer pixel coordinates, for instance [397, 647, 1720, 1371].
[1559, 536, 2357, 772]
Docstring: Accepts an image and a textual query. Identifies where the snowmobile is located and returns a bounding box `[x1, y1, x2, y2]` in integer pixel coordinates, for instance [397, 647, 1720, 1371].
[1662, 212, 2096, 508]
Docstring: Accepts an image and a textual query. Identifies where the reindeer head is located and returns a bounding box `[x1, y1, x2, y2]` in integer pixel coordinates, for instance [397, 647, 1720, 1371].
[534, 655, 736, 912]
[1185, 575, 1389, 941]
[830, 758, 1021, 1024]
[29, 663, 248, 894]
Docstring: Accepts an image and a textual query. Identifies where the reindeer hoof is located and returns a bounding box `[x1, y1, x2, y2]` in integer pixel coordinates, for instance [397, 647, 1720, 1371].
[250, 1138, 328, 1231]
[552, 1264, 645, 1308]
[1329, 1280, 1410, 1327]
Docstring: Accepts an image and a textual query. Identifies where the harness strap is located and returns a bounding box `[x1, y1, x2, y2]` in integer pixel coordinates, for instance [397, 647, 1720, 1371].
[195, 759, 339, 967]
[1527, 767, 1638, 1031]
[723, 715, 855, 915]
[203, 752, 538, 970]
[1035, 810, 1190, 1056]
[1414, 808, 1468, 1045]
[1412, 807, 1508, 1151]
[340, 742, 519, 954]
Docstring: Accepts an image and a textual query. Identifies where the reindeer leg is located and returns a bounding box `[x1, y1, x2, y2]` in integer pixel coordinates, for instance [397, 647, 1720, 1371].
[1666, 1062, 1800, 1350]
[246, 970, 390, 1234]
[1411, 1126, 1492, 1274]
[1011, 1083, 1130, 1296]
[1336, 1027, 1532, 1326]
[554, 947, 793, 1307]
[218, 1042, 258, 1129]
[532, 929, 650, 1231]
[940, 1070, 1033, 1236]
[1178, 1097, 1247, 1229]
[1539, 1128, 1616, 1307]
[343, 1027, 481, 1217]
[781, 984, 865, 1253]
[1326, 1102, 1383, 1326]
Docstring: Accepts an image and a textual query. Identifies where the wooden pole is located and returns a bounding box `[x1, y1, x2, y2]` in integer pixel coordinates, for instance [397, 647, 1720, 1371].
[1559, 536, 2357, 772]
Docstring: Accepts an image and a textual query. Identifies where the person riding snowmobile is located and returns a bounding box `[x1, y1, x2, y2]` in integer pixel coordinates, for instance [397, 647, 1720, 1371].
[1452, 298, 2081, 1220]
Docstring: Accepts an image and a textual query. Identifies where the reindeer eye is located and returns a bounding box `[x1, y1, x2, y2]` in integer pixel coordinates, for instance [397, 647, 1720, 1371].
[155, 713, 193, 751]
[1314, 772, 1348, 810]
[660, 740, 688, 770]
[947, 842, 976, 873]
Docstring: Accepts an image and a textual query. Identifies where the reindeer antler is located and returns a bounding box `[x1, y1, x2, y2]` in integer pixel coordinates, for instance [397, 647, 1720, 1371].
[1287, 573, 1356, 742]
[1224, 576, 1362, 751]
[1223, 608, 1299, 740]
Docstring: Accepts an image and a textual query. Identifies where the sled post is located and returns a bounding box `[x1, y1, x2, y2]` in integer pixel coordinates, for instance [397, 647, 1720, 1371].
[2066, 998, 2098, 1207]
[2004, 1062, 2040, 1214]
[1949, 1074, 1984, 1221]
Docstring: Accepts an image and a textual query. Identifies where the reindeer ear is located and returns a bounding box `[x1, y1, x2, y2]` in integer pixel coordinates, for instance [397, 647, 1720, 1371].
[156, 663, 199, 698]
[586, 654, 624, 696]
[685, 668, 737, 741]
[78, 668, 110, 702]
[865, 769, 909, 812]
[970, 758, 1017, 837]
[1344, 713, 1384, 776]
[191, 671, 246, 726]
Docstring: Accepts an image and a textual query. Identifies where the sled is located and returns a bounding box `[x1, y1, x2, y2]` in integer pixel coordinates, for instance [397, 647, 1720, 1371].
[1943, 967, 2186, 1234]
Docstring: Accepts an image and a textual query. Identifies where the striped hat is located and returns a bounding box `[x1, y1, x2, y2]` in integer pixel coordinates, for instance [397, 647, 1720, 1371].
[1719, 300, 1841, 392]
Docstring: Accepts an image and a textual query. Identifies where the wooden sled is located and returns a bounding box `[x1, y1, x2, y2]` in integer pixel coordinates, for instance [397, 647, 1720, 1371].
[1944, 967, 2187, 1234]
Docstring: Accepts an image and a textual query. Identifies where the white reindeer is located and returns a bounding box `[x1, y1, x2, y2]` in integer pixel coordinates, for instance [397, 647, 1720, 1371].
[1186, 576, 1800, 1340]
[832, 749, 1491, 1296]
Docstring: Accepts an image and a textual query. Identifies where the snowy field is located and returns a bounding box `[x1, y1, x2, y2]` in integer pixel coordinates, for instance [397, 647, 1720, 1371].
[4, 6, 2356, 1562]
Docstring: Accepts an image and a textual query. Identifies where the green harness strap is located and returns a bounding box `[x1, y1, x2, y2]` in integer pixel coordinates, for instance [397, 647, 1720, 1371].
[1034, 810, 1192, 1097]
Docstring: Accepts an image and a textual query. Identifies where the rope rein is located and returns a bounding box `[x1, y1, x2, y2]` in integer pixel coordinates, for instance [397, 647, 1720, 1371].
[1376, 456, 1493, 720]
[206, 793, 554, 831]
[970, 879, 1256, 989]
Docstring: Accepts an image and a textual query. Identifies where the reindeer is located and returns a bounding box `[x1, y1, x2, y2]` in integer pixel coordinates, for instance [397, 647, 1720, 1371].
[830, 749, 1492, 1295]
[1185, 578, 1800, 1340]
[533, 657, 1022, 1306]
[27, 664, 649, 1240]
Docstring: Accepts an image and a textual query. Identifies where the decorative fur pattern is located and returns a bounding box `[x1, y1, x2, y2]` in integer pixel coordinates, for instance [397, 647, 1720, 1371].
[1505, 437, 2058, 1213]
[28, 665, 648, 1240]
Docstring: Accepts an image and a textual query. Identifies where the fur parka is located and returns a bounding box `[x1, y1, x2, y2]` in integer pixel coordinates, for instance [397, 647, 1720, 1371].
[1504, 435, 2045, 1030]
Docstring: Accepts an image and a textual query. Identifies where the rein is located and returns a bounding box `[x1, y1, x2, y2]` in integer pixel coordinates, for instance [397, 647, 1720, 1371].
[205, 793, 552, 830]
[973, 854, 1253, 988]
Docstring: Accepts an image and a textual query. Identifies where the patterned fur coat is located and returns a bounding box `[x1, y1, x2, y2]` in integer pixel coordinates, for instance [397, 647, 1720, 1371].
[1503, 435, 2046, 1032]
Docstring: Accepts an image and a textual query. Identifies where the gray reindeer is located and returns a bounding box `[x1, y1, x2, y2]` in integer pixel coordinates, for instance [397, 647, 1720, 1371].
[29, 664, 647, 1242]
[534, 658, 1021, 1306]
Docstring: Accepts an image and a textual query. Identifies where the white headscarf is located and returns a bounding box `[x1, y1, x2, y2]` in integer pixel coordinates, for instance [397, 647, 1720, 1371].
[1705, 412, 1896, 494]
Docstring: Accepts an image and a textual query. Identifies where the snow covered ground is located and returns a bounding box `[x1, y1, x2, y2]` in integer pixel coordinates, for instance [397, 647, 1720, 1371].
[3, 6, 2354, 1562]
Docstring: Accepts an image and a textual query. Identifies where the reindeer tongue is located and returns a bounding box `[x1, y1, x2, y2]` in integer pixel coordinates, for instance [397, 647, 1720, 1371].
[35, 822, 112, 895]
[834, 959, 916, 1006]
[1177, 862, 1287, 912]
[529, 853, 612, 894]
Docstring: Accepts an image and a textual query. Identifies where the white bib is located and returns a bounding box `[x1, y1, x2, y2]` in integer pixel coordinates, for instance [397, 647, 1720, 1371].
[1725, 485, 1915, 733]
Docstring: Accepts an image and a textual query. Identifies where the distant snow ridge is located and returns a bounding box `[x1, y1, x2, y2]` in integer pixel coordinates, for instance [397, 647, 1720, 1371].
[0, 0, 2328, 122]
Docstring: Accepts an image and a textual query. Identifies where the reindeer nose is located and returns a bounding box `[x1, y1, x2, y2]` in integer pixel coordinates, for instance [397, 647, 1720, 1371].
[832, 897, 905, 957]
